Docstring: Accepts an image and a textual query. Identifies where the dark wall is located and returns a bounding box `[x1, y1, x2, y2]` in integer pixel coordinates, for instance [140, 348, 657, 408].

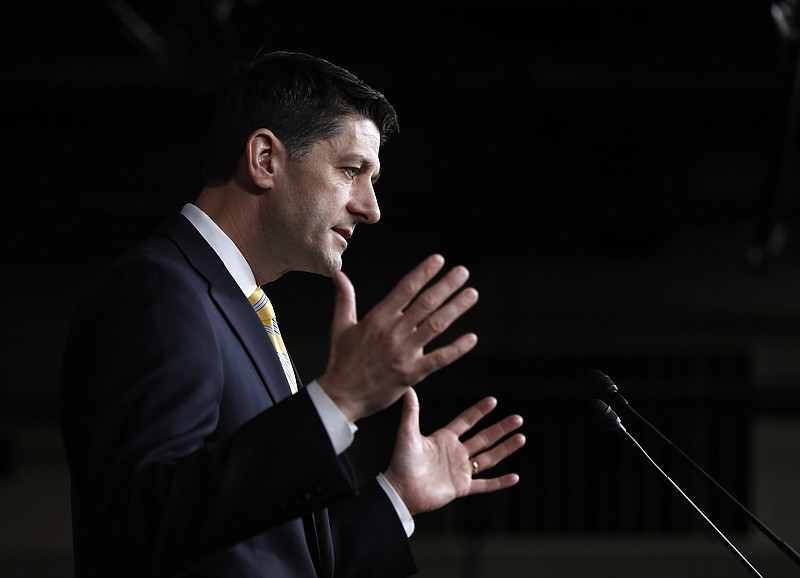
[2, 0, 800, 549]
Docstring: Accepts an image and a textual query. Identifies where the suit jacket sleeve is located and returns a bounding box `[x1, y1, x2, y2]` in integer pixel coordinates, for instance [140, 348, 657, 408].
[61, 248, 365, 577]
[329, 479, 418, 577]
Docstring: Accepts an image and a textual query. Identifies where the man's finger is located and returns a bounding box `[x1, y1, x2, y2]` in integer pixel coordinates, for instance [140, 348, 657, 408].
[414, 332, 479, 383]
[468, 432, 526, 474]
[396, 388, 421, 439]
[409, 286, 479, 347]
[329, 270, 357, 339]
[468, 473, 521, 495]
[443, 396, 498, 438]
[371, 254, 446, 317]
[463, 414, 524, 457]
[399, 265, 471, 332]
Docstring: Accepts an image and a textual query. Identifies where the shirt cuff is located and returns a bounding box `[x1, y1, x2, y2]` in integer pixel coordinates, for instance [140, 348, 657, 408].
[306, 382, 414, 537]
[377, 473, 415, 538]
[305, 380, 358, 455]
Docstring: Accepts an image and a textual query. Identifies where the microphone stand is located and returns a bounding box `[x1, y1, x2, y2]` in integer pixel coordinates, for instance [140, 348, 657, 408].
[622, 397, 800, 568]
[591, 400, 765, 578]
[588, 369, 800, 568]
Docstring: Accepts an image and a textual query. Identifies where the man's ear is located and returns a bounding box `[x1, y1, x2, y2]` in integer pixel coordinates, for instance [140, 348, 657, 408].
[245, 128, 281, 190]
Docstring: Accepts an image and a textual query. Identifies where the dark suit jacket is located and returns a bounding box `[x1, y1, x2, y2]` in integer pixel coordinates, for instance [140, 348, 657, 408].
[60, 214, 417, 577]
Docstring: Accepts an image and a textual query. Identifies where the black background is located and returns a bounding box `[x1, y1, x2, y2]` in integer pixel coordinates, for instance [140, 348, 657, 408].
[2, 0, 800, 561]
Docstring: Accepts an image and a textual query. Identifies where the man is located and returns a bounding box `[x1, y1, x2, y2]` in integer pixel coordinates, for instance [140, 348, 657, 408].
[61, 50, 525, 577]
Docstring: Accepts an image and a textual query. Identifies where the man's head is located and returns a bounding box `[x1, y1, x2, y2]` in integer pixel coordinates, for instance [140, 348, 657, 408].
[196, 51, 399, 283]
[201, 51, 399, 187]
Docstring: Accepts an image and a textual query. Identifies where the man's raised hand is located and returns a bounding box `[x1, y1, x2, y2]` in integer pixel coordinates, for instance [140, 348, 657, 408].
[318, 254, 479, 422]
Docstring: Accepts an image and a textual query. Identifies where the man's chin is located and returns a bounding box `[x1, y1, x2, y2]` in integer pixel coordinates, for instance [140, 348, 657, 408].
[307, 254, 343, 278]
[326, 258, 344, 277]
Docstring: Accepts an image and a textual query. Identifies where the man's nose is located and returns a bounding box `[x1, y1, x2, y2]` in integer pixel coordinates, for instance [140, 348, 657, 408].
[350, 184, 380, 224]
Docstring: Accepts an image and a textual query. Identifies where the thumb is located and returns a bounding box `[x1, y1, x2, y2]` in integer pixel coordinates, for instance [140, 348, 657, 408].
[396, 388, 421, 439]
[330, 270, 357, 339]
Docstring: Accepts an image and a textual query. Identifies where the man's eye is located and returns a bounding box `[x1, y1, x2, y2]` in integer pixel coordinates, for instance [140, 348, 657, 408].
[343, 167, 358, 178]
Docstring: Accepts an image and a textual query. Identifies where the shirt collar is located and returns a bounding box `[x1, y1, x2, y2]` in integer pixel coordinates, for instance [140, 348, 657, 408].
[180, 203, 258, 297]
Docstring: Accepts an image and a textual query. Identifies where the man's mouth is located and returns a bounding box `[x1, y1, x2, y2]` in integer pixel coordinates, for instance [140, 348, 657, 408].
[332, 227, 352, 248]
[333, 227, 352, 240]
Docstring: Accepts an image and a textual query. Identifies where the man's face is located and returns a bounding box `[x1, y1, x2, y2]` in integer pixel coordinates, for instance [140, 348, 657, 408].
[268, 117, 382, 276]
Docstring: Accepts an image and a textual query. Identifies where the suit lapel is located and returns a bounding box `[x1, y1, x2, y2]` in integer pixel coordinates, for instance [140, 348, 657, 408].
[158, 214, 295, 404]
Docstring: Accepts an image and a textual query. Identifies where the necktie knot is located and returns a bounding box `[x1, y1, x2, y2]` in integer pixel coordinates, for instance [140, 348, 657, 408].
[248, 286, 276, 326]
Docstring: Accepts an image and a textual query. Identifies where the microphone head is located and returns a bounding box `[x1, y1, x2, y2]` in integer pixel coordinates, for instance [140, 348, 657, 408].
[587, 369, 619, 396]
[589, 398, 625, 433]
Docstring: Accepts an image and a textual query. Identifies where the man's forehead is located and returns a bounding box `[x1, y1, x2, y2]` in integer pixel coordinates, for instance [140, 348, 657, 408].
[325, 119, 381, 158]
[337, 117, 381, 147]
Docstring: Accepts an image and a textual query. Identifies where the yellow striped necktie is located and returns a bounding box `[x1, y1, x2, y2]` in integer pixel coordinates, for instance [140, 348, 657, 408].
[248, 287, 298, 394]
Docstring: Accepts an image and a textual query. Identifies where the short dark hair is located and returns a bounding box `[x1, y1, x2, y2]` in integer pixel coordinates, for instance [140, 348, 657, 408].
[200, 51, 400, 186]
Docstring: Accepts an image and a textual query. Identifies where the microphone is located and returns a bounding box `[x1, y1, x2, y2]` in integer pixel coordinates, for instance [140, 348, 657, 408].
[590, 399, 765, 578]
[588, 369, 800, 568]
